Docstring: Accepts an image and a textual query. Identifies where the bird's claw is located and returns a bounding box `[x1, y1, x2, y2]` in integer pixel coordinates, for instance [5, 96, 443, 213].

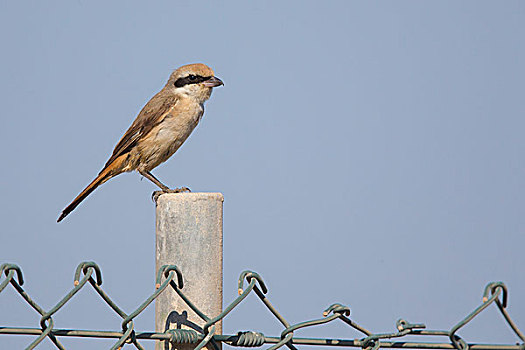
[152, 187, 192, 203]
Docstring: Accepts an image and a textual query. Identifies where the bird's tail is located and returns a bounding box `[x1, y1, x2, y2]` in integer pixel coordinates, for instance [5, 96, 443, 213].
[57, 155, 126, 222]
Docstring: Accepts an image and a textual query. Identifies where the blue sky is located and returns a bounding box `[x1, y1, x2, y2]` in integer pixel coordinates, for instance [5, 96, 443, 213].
[0, 1, 524, 349]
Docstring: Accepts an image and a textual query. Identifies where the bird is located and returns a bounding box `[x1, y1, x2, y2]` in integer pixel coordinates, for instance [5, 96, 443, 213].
[57, 63, 223, 222]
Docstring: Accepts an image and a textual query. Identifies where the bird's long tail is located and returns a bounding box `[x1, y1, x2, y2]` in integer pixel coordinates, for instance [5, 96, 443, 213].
[57, 155, 126, 222]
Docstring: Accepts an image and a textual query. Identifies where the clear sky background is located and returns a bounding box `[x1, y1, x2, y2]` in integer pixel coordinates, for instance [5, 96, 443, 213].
[0, 1, 524, 349]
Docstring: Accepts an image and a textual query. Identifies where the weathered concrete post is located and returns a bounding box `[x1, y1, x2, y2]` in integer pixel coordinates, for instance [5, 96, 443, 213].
[155, 193, 223, 350]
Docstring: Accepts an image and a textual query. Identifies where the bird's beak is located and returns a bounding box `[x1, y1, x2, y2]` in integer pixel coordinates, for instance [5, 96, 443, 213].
[203, 76, 224, 87]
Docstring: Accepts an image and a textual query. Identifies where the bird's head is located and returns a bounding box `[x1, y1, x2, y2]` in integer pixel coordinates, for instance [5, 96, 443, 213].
[166, 63, 223, 103]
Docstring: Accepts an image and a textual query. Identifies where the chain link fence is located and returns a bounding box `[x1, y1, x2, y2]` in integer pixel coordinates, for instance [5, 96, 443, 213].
[1, 262, 523, 350]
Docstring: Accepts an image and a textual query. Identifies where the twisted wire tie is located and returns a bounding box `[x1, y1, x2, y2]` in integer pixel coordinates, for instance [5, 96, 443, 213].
[233, 331, 265, 347]
[167, 329, 200, 344]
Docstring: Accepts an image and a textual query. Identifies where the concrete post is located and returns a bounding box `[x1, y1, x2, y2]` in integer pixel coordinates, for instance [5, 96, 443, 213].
[155, 193, 223, 350]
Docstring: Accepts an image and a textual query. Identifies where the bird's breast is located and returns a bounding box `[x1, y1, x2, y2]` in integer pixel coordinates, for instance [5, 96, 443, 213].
[136, 101, 204, 171]
[161, 102, 203, 140]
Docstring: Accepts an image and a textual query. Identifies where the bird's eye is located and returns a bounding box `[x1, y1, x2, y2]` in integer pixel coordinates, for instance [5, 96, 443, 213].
[174, 74, 204, 87]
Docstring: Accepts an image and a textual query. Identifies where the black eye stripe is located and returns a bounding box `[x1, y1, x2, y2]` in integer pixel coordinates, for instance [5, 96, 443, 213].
[174, 75, 211, 88]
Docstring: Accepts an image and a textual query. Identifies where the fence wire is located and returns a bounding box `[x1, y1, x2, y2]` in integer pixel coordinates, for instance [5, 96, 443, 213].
[1, 262, 523, 350]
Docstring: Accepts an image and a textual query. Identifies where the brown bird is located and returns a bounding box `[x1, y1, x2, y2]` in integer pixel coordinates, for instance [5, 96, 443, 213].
[57, 63, 223, 222]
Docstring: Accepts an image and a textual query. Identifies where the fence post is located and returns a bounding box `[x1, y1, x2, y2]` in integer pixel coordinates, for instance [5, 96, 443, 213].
[155, 192, 224, 350]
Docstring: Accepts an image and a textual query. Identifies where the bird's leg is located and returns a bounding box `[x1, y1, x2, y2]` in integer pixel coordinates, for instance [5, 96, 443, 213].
[139, 170, 191, 202]
[140, 170, 170, 191]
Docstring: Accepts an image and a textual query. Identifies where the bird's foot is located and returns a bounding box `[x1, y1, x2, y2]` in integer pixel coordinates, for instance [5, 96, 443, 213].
[167, 186, 191, 193]
[152, 187, 192, 202]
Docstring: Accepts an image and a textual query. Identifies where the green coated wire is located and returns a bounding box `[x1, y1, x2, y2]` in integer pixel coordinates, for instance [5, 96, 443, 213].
[0, 262, 523, 350]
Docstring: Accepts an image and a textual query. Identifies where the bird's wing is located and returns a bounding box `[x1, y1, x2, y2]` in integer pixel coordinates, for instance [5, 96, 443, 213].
[103, 90, 178, 169]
